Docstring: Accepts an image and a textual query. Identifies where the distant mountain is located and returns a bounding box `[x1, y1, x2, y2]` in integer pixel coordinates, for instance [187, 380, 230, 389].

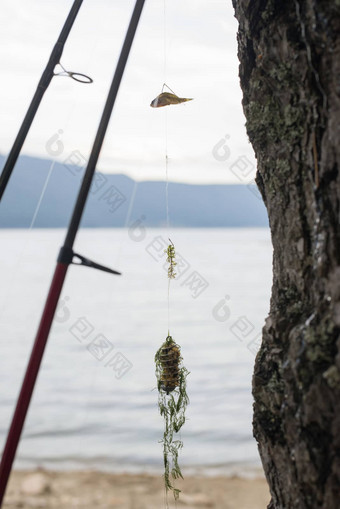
[0, 154, 268, 228]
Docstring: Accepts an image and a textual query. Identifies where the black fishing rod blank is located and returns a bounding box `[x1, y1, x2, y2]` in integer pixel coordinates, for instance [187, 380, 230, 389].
[0, 0, 145, 505]
[0, 0, 87, 201]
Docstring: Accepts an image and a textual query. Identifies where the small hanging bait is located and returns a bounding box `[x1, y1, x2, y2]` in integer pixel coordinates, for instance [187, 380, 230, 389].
[156, 336, 181, 395]
[155, 241, 189, 501]
[150, 83, 193, 108]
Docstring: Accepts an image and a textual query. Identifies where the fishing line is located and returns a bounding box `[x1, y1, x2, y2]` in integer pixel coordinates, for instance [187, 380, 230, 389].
[164, 2, 170, 504]
[163, 0, 169, 230]
[114, 179, 139, 270]
[163, 3, 178, 508]
[165, 116, 171, 334]
[28, 161, 56, 229]
[0, 17, 101, 316]
[0, 119, 70, 316]
[165, 127, 170, 231]
[163, 0, 167, 84]
[163, 0, 172, 338]
[1, 5, 110, 465]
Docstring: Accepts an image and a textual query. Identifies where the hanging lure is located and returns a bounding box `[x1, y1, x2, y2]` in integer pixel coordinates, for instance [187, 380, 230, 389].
[150, 83, 193, 108]
[155, 241, 189, 501]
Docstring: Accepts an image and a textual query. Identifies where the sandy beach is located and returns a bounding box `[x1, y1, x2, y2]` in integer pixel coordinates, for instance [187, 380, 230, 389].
[3, 470, 270, 508]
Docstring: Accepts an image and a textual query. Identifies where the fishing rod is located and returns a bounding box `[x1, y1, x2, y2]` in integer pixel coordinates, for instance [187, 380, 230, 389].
[0, 0, 92, 202]
[0, 0, 145, 505]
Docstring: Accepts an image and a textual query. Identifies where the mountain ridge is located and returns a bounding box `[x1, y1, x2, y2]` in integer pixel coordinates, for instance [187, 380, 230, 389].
[0, 154, 268, 228]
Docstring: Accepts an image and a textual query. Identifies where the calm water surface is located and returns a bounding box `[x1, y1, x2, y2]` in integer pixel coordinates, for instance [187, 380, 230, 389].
[0, 228, 272, 476]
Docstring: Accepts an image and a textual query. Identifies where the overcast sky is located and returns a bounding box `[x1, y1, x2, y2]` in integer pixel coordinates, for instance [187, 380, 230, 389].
[0, 0, 256, 184]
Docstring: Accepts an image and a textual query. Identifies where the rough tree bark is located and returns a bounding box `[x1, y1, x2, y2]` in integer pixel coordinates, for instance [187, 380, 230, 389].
[232, 1, 340, 508]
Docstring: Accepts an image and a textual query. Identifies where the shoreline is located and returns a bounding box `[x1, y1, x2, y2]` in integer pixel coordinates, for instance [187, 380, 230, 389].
[4, 469, 270, 508]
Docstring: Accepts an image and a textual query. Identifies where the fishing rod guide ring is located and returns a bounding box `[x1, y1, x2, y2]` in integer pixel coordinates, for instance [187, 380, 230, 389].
[57, 246, 121, 275]
[54, 62, 93, 84]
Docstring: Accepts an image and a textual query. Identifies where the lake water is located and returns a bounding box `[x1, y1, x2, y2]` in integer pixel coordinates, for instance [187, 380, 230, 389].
[0, 228, 272, 476]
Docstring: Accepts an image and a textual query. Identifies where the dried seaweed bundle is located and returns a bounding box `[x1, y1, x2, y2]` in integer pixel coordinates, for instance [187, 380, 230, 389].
[155, 335, 189, 499]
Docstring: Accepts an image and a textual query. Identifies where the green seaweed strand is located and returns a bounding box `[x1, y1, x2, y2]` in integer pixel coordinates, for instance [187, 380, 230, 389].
[166, 240, 177, 279]
[155, 336, 189, 500]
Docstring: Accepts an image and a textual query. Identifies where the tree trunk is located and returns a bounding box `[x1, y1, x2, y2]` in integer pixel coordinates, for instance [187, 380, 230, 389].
[232, 1, 340, 507]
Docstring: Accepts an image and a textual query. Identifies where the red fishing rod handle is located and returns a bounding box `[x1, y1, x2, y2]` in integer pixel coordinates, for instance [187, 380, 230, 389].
[0, 262, 68, 506]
